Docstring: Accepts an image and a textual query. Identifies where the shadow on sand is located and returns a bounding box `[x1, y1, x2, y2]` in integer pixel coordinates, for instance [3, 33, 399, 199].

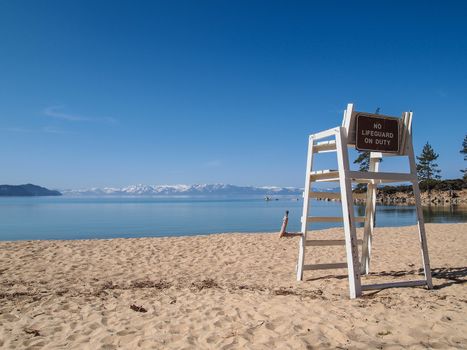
[305, 266, 467, 290]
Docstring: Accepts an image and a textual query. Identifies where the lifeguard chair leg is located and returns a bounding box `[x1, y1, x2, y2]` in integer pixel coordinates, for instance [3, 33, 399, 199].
[297, 135, 315, 281]
[360, 155, 380, 274]
[336, 126, 362, 298]
[408, 137, 433, 289]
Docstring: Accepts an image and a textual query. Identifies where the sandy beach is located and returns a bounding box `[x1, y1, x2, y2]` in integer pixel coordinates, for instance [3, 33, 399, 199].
[0, 223, 466, 349]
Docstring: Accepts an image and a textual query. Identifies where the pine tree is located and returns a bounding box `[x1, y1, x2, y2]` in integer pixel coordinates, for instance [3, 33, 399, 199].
[416, 142, 441, 197]
[417, 142, 441, 180]
[461, 135, 467, 180]
[354, 151, 370, 172]
[353, 151, 370, 193]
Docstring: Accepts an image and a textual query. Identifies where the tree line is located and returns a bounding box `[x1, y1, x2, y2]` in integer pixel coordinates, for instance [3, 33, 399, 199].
[416, 135, 467, 190]
[354, 134, 467, 194]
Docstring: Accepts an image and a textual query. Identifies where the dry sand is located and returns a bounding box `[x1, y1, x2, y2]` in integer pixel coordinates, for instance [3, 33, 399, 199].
[0, 223, 466, 349]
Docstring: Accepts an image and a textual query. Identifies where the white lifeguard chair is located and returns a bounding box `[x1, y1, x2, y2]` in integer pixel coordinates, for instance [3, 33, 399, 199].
[296, 103, 433, 299]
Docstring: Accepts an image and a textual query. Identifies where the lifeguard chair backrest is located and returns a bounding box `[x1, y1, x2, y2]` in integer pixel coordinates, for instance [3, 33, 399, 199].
[341, 103, 413, 156]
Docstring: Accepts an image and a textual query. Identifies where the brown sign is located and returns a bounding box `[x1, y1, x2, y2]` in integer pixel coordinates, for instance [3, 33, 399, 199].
[356, 114, 400, 153]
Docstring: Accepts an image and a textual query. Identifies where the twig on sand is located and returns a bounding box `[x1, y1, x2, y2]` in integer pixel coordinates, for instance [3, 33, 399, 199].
[24, 328, 41, 337]
[130, 304, 147, 313]
[191, 278, 219, 291]
[249, 320, 265, 330]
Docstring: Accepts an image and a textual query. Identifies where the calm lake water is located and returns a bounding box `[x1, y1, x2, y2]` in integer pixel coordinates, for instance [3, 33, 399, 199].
[0, 196, 465, 241]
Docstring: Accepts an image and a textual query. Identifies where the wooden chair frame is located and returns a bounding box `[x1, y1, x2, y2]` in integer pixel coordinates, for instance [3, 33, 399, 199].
[296, 103, 433, 299]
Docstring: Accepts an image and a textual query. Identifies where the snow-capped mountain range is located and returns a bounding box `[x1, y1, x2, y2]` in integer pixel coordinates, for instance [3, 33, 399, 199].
[61, 184, 310, 196]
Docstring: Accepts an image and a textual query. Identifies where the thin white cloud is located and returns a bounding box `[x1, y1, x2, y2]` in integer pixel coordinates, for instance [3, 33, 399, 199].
[0, 126, 67, 134]
[204, 160, 222, 168]
[43, 105, 117, 124]
[41, 126, 67, 134]
[44, 105, 87, 121]
[0, 127, 35, 133]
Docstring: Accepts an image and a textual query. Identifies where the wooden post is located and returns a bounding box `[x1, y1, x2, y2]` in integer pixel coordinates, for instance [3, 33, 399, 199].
[297, 136, 315, 281]
[336, 124, 362, 299]
[407, 117, 433, 289]
[279, 210, 289, 238]
[360, 154, 380, 274]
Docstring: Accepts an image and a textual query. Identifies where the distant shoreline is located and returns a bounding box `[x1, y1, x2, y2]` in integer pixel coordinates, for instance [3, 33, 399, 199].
[353, 188, 467, 206]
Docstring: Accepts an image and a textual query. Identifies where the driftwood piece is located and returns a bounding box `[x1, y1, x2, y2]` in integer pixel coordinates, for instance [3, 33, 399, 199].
[279, 211, 302, 238]
[130, 304, 147, 313]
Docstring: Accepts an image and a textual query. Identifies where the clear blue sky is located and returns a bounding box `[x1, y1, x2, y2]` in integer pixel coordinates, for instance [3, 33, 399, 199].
[1, 0, 466, 189]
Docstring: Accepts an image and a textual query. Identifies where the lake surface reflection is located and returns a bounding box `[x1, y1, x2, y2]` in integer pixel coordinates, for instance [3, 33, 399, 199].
[0, 196, 465, 241]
